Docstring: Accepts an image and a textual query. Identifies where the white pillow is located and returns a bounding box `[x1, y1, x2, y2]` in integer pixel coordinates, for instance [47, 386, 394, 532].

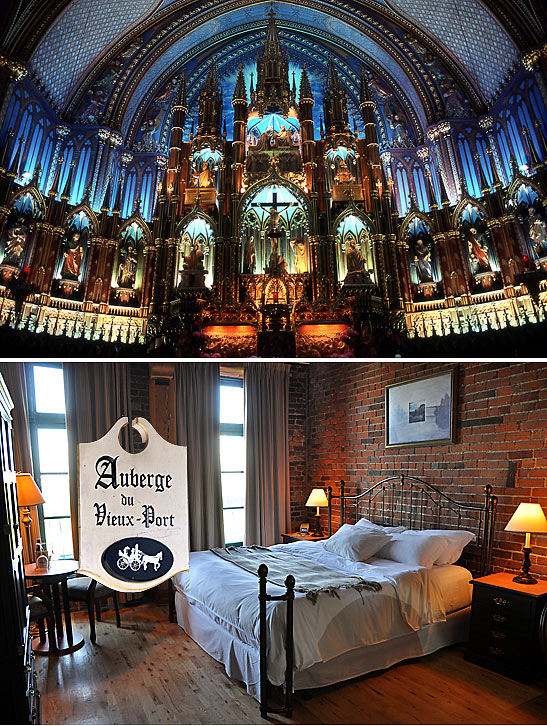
[376, 531, 450, 568]
[355, 517, 407, 534]
[408, 529, 476, 565]
[323, 524, 391, 562]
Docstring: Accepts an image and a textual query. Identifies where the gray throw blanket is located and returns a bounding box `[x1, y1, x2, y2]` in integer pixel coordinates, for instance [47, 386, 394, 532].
[211, 545, 382, 604]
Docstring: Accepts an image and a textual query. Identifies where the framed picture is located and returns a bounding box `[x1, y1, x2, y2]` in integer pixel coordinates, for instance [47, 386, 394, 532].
[385, 368, 456, 447]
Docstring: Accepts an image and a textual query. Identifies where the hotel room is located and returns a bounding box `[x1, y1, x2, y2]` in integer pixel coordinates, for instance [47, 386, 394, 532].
[1, 360, 546, 724]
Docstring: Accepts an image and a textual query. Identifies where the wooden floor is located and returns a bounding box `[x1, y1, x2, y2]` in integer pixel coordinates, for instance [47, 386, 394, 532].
[36, 598, 547, 725]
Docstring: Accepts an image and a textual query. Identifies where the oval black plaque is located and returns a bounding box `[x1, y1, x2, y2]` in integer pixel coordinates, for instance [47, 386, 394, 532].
[102, 537, 174, 582]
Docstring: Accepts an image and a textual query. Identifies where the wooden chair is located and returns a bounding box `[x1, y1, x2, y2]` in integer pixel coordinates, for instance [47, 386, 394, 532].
[66, 576, 121, 644]
[28, 584, 58, 655]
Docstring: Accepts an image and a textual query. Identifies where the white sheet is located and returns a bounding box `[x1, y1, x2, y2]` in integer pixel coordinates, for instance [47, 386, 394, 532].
[171, 541, 472, 689]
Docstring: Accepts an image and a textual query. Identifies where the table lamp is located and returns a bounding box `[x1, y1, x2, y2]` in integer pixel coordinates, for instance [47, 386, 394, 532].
[16, 473, 44, 562]
[306, 488, 329, 535]
[505, 502, 547, 584]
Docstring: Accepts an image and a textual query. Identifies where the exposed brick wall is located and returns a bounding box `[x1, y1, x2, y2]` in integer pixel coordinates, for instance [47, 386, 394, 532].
[288, 365, 309, 526]
[289, 362, 547, 578]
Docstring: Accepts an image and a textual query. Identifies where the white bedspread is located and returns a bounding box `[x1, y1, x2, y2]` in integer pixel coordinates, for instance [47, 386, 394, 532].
[172, 541, 471, 687]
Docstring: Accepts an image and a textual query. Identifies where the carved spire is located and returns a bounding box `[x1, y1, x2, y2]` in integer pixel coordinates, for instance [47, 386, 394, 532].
[437, 166, 450, 206]
[197, 59, 222, 137]
[475, 154, 491, 195]
[173, 72, 187, 111]
[264, 6, 282, 60]
[8, 136, 24, 178]
[60, 161, 76, 201]
[101, 174, 113, 213]
[47, 155, 63, 197]
[232, 64, 247, 104]
[0, 129, 13, 172]
[255, 8, 291, 116]
[299, 64, 313, 104]
[323, 57, 349, 134]
[360, 68, 372, 106]
[486, 147, 503, 189]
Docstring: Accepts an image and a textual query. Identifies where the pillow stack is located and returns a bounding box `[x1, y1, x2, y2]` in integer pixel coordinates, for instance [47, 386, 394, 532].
[322, 521, 475, 567]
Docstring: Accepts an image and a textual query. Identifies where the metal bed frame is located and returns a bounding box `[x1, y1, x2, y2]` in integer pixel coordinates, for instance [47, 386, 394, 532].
[258, 474, 497, 717]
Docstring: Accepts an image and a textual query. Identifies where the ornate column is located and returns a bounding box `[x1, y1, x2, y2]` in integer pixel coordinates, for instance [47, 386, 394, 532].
[416, 146, 433, 207]
[439, 122, 461, 199]
[478, 115, 507, 185]
[427, 125, 453, 204]
[90, 129, 110, 207]
[45, 125, 70, 192]
[96, 130, 123, 208]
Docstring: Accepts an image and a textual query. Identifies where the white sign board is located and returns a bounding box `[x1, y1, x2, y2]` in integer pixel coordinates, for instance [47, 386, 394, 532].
[78, 417, 188, 592]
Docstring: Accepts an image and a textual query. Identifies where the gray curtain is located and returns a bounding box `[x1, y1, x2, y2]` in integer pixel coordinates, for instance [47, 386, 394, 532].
[64, 363, 133, 560]
[245, 363, 290, 546]
[174, 363, 224, 551]
[0, 363, 39, 563]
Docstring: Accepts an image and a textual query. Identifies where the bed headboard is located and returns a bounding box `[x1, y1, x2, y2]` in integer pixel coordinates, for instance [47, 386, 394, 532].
[326, 474, 497, 577]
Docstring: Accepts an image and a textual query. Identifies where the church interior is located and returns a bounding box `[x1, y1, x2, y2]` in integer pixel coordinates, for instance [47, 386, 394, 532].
[0, 1, 546, 356]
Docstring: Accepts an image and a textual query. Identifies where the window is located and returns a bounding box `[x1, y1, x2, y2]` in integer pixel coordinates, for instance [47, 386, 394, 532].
[220, 373, 245, 545]
[26, 363, 73, 559]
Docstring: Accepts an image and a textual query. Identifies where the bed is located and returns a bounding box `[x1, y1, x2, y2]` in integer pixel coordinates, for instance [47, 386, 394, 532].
[171, 475, 497, 716]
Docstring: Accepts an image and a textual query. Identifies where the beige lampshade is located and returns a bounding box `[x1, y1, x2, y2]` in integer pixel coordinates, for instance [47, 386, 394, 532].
[505, 502, 547, 533]
[306, 488, 329, 508]
[16, 473, 44, 507]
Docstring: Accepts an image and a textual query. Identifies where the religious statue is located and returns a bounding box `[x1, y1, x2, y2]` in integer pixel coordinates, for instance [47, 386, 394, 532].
[134, 108, 163, 152]
[184, 241, 204, 271]
[2, 216, 28, 267]
[343, 237, 371, 284]
[61, 228, 87, 281]
[386, 104, 411, 147]
[274, 125, 294, 148]
[265, 236, 287, 275]
[413, 238, 433, 283]
[467, 227, 492, 274]
[334, 159, 354, 184]
[291, 237, 307, 273]
[528, 207, 547, 257]
[192, 163, 214, 188]
[242, 236, 256, 274]
[118, 245, 138, 288]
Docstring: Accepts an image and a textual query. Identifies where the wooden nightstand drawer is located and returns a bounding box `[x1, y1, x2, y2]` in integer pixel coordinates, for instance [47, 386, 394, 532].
[465, 573, 547, 683]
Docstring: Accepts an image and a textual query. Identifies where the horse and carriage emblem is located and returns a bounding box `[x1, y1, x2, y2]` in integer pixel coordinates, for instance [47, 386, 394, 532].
[117, 543, 163, 572]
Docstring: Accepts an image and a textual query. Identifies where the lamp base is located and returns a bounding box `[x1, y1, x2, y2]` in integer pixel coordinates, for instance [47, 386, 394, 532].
[513, 546, 537, 585]
[313, 513, 322, 536]
[512, 571, 538, 585]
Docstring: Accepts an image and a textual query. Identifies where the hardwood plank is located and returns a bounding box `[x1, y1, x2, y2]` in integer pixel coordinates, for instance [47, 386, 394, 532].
[36, 599, 547, 725]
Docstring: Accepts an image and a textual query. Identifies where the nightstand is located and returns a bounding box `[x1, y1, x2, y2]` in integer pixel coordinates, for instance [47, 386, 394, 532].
[281, 532, 329, 544]
[465, 572, 547, 683]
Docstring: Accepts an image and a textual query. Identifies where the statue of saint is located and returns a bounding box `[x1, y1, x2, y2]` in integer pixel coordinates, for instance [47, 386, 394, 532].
[413, 238, 433, 282]
[3, 217, 27, 266]
[193, 163, 214, 188]
[467, 227, 491, 272]
[118, 245, 138, 288]
[334, 159, 354, 184]
[291, 237, 308, 273]
[528, 207, 547, 257]
[343, 236, 372, 284]
[346, 237, 365, 273]
[276, 125, 293, 147]
[243, 236, 256, 274]
[61, 230, 85, 281]
[184, 241, 204, 271]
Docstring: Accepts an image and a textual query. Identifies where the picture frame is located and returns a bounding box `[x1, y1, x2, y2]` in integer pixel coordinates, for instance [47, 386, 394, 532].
[385, 368, 456, 448]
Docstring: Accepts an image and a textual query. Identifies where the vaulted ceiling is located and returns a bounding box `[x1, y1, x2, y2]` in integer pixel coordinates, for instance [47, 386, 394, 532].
[2, 0, 545, 146]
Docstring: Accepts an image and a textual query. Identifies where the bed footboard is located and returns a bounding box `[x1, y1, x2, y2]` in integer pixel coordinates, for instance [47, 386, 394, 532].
[258, 564, 295, 717]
